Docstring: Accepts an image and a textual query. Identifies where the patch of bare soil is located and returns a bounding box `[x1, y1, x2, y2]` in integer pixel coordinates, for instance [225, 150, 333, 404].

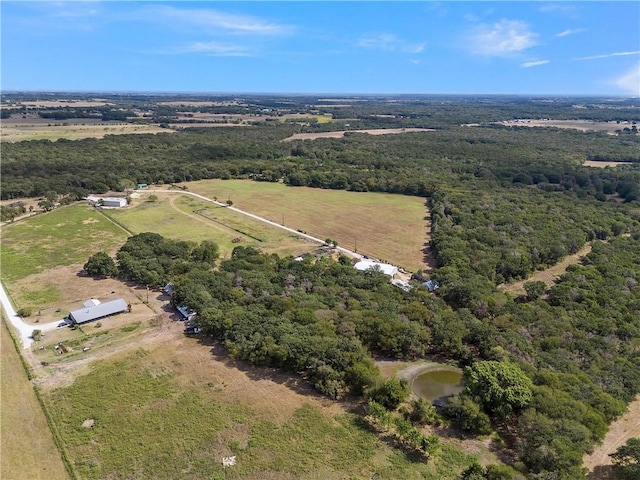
[584, 395, 640, 477]
[283, 128, 436, 141]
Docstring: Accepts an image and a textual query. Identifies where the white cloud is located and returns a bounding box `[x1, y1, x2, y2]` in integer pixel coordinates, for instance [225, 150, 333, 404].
[574, 51, 640, 61]
[148, 42, 252, 57]
[612, 62, 640, 96]
[555, 28, 585, 38]
[468, 20, 537, 56]
[140, 5, 294, 35]
[522, 60, 550, 68]
[356, 34, 425, 54]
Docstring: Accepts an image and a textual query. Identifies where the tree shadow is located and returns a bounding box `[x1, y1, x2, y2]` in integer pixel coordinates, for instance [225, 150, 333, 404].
[192, 335, 359, 412]
[587, 465, 615, 480]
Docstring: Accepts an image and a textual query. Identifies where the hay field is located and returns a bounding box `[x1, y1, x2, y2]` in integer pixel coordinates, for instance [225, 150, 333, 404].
[1, 320, 70, 480]
[178, 180, 429, 271]
[0, 122, 172, 142]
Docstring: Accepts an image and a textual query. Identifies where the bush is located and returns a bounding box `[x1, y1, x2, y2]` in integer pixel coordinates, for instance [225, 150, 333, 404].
[368, 377, 411, 410]
[17, 307, 33, 317]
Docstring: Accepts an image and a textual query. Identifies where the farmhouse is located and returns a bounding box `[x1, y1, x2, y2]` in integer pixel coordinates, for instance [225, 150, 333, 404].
[68, 298, 129, 325]
[354, 260, 399, 278]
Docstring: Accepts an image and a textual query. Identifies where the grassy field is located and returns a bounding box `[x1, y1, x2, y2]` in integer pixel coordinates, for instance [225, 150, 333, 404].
[177, 180, 429, 271]
[0, 123, 172, 142]
[106, 194, 316, 260]
[42, 338, 482, 480]
[0, 203, 129, 283]
[1, 319, 70, 480]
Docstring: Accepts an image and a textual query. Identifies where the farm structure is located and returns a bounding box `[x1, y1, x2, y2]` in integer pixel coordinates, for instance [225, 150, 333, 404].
[85, 196, 128, 208]
[163, 284, 197, 321]
[67, 298, 129, 325]
[354, 260, 399, 278]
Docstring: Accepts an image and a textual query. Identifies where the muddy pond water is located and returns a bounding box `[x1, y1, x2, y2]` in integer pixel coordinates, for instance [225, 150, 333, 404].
[411, 367, 464, 403]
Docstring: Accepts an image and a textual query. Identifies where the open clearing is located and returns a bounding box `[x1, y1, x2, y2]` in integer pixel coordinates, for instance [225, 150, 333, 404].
[1, 320, 70, 480]
[175, 180, 429, 271]
[283, 128, 436, 141]
[0, 121, 172, 142]
[499, 119, 630, 134]
[106, 193, 316, 260]
[0, 203, 129, 284]
[39, 331, 482, 480]
[498, 242, 593, 296]
[584, 395, 640, 478]
[583, 160, 637, 168]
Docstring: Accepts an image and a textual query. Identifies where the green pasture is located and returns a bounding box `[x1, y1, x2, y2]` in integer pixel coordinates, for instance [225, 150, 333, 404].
[0, 204, 129, 283]
[178, 180, 429, 271]
[44, 348, 481, 480]
[106, 194, 315, 260]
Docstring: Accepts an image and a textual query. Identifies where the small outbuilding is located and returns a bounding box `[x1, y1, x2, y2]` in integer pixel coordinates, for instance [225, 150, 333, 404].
[68, 298, 129, 325]
[354, 260, 399, 278]
[102, 197, 128, 208]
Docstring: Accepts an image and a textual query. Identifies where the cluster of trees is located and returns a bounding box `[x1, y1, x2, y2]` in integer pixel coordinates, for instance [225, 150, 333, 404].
[84, 233, 219, 287]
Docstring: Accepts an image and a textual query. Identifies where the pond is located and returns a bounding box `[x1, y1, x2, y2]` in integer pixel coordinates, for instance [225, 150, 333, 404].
[411, 368, 464, 404]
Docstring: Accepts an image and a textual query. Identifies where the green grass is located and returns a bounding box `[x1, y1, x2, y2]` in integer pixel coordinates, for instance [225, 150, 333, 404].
[0, 203, 129, 282]
[44, 347, 481, 480]
[180, 180, 429, 271]
[107, 194, 314, 260]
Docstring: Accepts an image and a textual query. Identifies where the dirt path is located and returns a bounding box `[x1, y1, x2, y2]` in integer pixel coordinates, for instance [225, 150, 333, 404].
[584, 395, 640, 476]
[499, 243, 593, 296]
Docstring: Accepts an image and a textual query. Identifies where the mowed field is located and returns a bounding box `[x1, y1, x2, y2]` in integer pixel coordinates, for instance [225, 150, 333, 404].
[0, 203, 129, 284]
[176, 180, 429, 271]
[1, 319, 70, 480]
[106, 193, 316, 260]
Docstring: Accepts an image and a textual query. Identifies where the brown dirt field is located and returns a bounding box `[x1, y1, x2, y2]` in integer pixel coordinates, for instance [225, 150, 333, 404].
[499, 243, 593, 296]
[584, 395, 640, 477]
[583, 160, 636, 168]
[283, 128, 437, 141]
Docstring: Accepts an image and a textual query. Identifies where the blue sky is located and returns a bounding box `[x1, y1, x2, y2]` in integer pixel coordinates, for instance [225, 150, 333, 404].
[2, 1, 639, 96]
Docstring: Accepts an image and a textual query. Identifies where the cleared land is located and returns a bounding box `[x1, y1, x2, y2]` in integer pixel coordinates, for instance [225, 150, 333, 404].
[40, 333, 482, 480]
[584, 395, 640, 478]
[283, 128, 436, 141]
[175, 180, 429, 271]
[583, 160, 636, 168]
[499, 119, 630, 134]
[0, 203, 129, 284]
[106, 193, 316, 260]
[1, 319, 70, 480]
[499, 243, 593, 296]
[0, 120, 172, 142]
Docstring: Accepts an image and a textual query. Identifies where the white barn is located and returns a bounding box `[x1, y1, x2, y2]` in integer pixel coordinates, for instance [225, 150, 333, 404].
[354, 260, 399, 278]
[102, 197, 128, 208]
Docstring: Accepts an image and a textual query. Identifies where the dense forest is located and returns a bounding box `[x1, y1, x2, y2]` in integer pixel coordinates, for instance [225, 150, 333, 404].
[7, 95, 640, 479]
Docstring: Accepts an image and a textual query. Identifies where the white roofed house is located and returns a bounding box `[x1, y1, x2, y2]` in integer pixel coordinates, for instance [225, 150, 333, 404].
[354, 260, 399, 278]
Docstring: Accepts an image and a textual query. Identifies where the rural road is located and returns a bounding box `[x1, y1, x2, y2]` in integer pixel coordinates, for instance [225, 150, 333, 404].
[0, 280, 61, 349]
[139, 189, 366, 260]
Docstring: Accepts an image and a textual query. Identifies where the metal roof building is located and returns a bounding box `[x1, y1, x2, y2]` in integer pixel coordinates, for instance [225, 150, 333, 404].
[68, 298, 129, 325]
[354, 260, 399, 278]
